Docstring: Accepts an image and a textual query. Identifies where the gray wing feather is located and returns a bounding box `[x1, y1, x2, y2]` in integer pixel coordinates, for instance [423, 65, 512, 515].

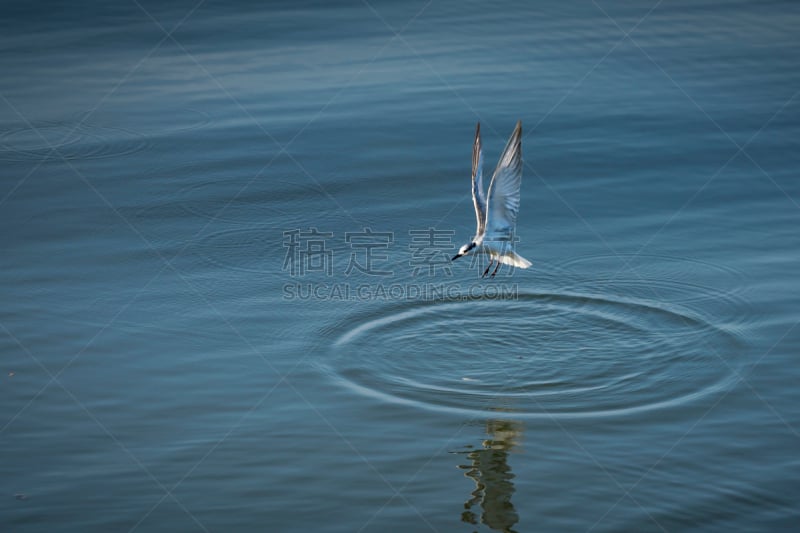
[485, 120, 523, 239]
[471, 122, 487, 237]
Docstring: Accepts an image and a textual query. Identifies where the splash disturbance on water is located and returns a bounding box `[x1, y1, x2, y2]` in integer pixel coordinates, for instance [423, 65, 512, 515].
[321, 288, 746, 419]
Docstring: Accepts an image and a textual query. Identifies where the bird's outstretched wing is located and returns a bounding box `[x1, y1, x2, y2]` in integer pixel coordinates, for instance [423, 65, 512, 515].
[471, 123, 487, 237]
[485, 120, 522, 239]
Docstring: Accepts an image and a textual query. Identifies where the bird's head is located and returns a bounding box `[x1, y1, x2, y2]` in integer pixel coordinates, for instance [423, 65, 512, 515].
[452, 241, 477, 261]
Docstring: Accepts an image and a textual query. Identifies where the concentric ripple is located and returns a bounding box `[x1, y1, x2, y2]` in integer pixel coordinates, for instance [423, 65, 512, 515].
[560, 253, 746, 304]
[319, 291, 745, 419]
[0, 121, 149, 161]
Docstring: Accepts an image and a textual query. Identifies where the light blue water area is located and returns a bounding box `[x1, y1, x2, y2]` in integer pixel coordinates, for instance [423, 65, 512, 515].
[2, 1, 799, 531]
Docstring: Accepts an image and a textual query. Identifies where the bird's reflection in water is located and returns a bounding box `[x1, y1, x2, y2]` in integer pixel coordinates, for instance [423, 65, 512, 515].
[456, 419, 522, 533]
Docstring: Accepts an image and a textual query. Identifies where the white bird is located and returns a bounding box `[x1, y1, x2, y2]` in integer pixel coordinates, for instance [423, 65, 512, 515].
[451, 121, 532, 277]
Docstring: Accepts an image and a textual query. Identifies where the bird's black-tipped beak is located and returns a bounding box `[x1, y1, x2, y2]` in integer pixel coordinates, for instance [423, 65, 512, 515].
[451, 254, 462, 261]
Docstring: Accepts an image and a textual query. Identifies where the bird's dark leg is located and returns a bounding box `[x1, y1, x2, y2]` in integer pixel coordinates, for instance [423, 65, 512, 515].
[491, 261, 501, 277]
[482, 259, 493, 278]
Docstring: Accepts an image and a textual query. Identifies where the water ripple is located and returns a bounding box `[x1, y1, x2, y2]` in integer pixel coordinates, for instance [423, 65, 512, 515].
[319, 290, 747, 419]
[0, 120, 149, 161]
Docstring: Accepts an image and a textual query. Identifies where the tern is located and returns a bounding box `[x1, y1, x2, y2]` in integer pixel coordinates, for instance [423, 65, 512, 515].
[452, 121, 532, 277]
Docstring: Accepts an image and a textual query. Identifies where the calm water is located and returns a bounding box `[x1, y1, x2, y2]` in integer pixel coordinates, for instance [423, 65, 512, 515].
[2, 1, 799, 531]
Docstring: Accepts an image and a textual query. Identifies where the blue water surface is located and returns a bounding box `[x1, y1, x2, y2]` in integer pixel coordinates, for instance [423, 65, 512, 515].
[2, 1, 799, 531]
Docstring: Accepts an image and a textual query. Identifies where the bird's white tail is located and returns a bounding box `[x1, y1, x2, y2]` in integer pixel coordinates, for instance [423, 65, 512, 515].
[496, 251, 532, 269]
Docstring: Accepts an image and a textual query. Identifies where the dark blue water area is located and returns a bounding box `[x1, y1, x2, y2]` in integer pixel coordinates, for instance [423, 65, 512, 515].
[1, 1, 799, 531]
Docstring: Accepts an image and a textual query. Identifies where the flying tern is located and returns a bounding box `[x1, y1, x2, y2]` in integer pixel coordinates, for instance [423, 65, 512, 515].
[451, 121, 532, 277]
